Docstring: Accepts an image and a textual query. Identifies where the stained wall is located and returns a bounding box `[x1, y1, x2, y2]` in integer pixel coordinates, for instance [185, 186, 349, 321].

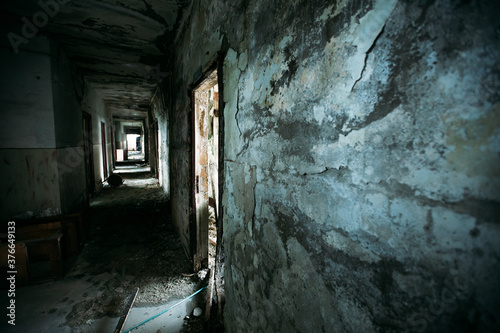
[81, 84, 111, 193]
[51, 40, 87, 213]
[150, 82, 171, 197]
[0, 37, 87, 220]
[177, 0, 500, 331]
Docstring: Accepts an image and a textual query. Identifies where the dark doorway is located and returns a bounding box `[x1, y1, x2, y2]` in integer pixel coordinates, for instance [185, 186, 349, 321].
[152, 121, 159, 177]
[101, 121, 108, 180]
[83, 112, 95, 196]
[110, 124, 115, 169]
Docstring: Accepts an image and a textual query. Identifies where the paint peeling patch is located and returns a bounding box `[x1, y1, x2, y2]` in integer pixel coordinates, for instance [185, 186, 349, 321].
[344, 0, 398, 94]
[313, 105, 326, 125]
[238, 51, 248, 71]
[354, 0, 398, 49]
[270, 56, 298, 96]
[445, 110, 500, 178]
[351, 25, 385, 92]
[224, 161, 257, 235]
[223, 48, 243, 160]
[322, 0, 371, 43]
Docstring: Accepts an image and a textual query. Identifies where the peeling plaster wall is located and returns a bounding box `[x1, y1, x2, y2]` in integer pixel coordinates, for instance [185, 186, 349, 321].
[170, 0, 500, 331]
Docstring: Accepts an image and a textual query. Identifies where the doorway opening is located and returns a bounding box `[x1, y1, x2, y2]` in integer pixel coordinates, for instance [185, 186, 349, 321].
[83, 112, 95, 197]
[126, 133, 144, 160]
[113, 118, 147, 164]
[191, 64, 225, 328]
[151, 121, 160, 177]
[192, 69, 220, 271]
[101, 121, 108, 180]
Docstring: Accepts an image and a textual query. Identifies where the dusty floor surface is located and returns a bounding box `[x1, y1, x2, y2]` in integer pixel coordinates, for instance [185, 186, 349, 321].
[0, 170, 207, 333]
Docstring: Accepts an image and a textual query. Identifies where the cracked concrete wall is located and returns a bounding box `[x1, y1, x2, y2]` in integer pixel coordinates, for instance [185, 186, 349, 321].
[170, 0, 500, 331]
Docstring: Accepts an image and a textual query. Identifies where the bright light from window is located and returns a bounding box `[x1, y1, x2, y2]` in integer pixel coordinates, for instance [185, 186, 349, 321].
[127, 134, 140, 151]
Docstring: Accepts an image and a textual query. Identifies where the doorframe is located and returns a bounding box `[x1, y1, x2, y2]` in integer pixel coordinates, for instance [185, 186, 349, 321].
[82, 112, 95, 196]
[190, 55, 223, 268]
[110, 123, 115, 169]
[101, 121, 108, 180]
[152, 120, 159, 177]
[189, 52, 226, 328]
[142, 119, 149, 163]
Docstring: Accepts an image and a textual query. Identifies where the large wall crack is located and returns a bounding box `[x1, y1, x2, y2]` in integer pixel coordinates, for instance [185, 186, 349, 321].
[235, 86, 242, 137]
[346, 0, 398, 94]
[351, 25, 386, 92]
[301, 165, 349, 177]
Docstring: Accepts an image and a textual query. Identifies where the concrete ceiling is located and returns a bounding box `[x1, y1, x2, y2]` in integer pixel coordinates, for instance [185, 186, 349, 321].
[110, 106, 149, 120]
[1, 0, 187, 113]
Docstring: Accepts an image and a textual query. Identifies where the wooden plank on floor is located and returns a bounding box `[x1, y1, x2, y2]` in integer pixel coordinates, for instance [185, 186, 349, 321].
[114, 287, 139, 333]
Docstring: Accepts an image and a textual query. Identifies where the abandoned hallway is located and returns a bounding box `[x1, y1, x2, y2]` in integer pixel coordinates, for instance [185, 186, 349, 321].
[1, 0, 500, 332]
[2, 169, 207, 332]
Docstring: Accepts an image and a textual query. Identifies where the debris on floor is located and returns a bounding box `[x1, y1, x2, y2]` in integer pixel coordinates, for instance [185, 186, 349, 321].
[0, 170, 208, 333]
[107, 174, 124, 187]
[65, 172, 206, 331]
[193, 307, 203, 317]
[113, 287, 139, 333]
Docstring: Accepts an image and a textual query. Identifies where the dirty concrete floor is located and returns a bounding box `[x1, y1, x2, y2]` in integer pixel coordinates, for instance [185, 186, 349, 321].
[0, 169, 207, 333]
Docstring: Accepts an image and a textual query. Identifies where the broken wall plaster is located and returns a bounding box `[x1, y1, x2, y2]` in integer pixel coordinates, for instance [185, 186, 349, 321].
[349, 0, 398, 92]
[170, 0, 500, 331]
[223, 48, 242, 161]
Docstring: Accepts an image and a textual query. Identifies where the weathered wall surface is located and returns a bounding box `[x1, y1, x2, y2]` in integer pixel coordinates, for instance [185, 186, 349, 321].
[170, 0, 226, 258]
[151, 83, 170, 197]
[170, 0, 500, 331]
[52, 41, 84, 148]
[0, 148, 61, 220]
[0, 37, 55, 149]
[52, 42, 87, 213]
[82, 85, 110, 193]
[0, 38, 61, 220]
[0, 38, 88, 220]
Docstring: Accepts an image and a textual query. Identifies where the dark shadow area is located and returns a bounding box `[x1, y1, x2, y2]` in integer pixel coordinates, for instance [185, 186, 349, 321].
[65, 171, 208, 331]
[0, 171, 208, 333]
